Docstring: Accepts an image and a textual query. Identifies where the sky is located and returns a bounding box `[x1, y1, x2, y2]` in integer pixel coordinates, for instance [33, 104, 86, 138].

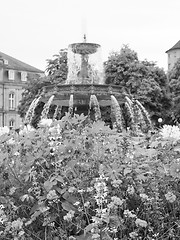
[0, 0, 180, 72]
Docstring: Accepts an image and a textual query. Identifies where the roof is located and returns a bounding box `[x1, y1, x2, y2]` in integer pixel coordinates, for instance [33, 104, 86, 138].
[0, 51, 44, 73]
[166, 40, 180, 53]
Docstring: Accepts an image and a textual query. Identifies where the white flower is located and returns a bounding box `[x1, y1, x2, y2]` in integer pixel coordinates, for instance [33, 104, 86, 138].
[39, 118, 52, 127]
[73, 201, 80, 206]
[160, 125, 180, 140]
[87, 187, 93, 192]
[7, 138, 15, 145]
[49, 124, 61, 134]
[11, 218, 23, 229]
[19, 124, 34, 135]
[68, 186, 76, 193]
[47, 190, 58, 200]
[14, 151, 20, 156]
[0, 126, 9, 136]
[127, 185, 135, 195]
[112, 179, 122, 188]
[129, 231, 138, 238]
[0, 218, 4, 224]
[165, 191, 176, 203]
[84, 201, 90, 207]
[140, 193, 149, 201]
[111, 196, 124, 206]
[78, 189, 85, 193]
[135, 218, 147, 228]
[9, 187, 16, 195]
[63, 210, 75, 221]
[92, 233, 100, 239]
[39, 206, 50, 213]
[0, 204, 5, 209]
[124, 209, 136, 218]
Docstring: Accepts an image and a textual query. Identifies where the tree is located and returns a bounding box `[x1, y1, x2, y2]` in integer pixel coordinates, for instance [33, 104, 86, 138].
[18, 74, 50, 126]
[46, 48, 68, 84]
[104, 45, 172, 124]
[168, 58, 180, 123]
[18, 49, 68, 124]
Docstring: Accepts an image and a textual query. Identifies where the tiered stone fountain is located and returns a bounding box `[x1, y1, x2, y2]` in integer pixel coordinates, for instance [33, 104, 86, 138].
[25, 36, 152, 132]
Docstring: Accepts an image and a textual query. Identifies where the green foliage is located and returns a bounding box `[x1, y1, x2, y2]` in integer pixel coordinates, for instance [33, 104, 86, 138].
[46, 49, 68, 84]
[1, 117, 180, 239]
[169, 58, 180, 123]
[104, 45, 172, 123]
[18, 75, 48, 119]
[18, 49, 68, 122]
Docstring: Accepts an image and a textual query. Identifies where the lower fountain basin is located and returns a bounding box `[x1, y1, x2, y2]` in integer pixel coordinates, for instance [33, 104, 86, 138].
[40, 84, 126, 107]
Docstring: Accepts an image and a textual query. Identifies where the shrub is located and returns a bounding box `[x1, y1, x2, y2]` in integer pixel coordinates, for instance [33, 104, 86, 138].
[0, 115, 180, 239]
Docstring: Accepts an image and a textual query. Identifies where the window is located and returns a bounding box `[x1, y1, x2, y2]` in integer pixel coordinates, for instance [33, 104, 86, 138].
[4, 59, 8, 65]
[9, 93, 15, 110]
[21, 71, 27, 81]
[8, 70, 15, 80]
[9, 119, 15, 129]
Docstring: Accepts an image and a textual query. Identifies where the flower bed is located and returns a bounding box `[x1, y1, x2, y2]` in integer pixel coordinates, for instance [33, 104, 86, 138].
[1, 116, 180, 239]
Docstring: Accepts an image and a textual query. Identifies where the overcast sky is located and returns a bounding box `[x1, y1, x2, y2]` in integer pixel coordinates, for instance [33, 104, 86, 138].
[0, 0, 179, 72]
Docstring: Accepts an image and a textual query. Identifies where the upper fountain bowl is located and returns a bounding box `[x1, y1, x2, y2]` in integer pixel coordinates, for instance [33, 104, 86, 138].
[69, 43, 100, 55]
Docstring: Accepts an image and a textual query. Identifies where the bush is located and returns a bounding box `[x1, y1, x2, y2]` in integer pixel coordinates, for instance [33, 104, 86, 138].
[1, 115, 180, 239]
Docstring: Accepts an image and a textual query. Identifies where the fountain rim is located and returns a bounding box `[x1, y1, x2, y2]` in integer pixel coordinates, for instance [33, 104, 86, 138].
[68, 42, 101, 48]
[68, 42, 101, 55]
[41, 83, 125, 92]
[39, 84, 127, 107]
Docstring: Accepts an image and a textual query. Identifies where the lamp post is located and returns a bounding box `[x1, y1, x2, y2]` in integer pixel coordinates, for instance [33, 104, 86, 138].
[158, 118, 163, 128]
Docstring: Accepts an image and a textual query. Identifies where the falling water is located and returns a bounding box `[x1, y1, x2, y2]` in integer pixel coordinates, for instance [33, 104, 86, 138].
[53, 105, 62, 121]
[111, 95, 123, 132]
[87, 47, 104, 84]
[124, 102, 135, 127]
[124, 96, 151, 134]
[135, 100, 152, 130]
[125, 96, 133, 107]
[24, 96, 41, 125]
[41, 95, 55, 120]
[68, 94, 74, 116]
[132, 100, 145, 132]
[89, 95, 101, 121]
[124, 96, 138, 133]
[66, 43, 104, 84]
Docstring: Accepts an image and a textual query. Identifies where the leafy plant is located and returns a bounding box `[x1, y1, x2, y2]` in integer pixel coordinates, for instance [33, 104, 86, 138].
[1, 116, 180, 239]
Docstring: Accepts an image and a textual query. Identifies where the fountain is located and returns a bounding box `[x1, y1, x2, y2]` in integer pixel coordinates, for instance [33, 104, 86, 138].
[25, 36, 152, 133]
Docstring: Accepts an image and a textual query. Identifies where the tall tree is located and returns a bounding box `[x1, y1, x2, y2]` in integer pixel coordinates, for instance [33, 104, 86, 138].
[46, 48, 68, 84]
[18, 49, 68, 122]
[168, 58, 180, 123]
[104, 45, 172, 123]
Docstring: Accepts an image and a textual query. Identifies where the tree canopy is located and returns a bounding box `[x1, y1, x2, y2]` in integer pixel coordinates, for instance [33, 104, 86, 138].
[18, 48, 68, 122]
[104, 45, 172, 124]
[46, 48, 68, 84]
[168, 58, 180, 123]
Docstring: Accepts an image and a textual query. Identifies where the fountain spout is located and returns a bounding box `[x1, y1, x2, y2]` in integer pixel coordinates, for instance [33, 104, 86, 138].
[83, 34, 87, 43]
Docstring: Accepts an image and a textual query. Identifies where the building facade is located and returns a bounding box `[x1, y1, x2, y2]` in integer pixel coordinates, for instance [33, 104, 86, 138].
[0, 52, 44, 128]
[166, 40, 180, 71]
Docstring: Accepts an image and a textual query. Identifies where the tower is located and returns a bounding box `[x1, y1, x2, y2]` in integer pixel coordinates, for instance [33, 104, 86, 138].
[166, 40, 180, 71]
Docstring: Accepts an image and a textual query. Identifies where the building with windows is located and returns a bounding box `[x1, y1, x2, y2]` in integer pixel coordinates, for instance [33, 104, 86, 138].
[166, 40, 180, 71]
[0, 52, 44, 129]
